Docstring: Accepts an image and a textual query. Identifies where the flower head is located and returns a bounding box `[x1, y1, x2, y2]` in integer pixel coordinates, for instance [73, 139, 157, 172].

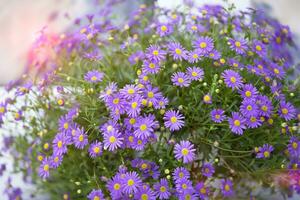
[193, 36, 214, 54]
[220, 179, 233, 197]
[174, 140, 196, 163]
[39, 157, 51, 179]
[211, 109, 226, 123]
[228, 112, 247, 135]
[87, 189, 105, 200]
[202, 162, 215, 178]
[222, 70, 243, 89]
[167, 42, 188, 61]
[279, 101, 296, 121]
[122, 171, 143, 195]
[153, 178, 171, 200]
[88, 141, 103, 158]
[84, 70, 104, 83]
[145, 45, 166, 62]
[171, 72, 191, 87]
[73, 127, 88, 149]
[103, 130, 124, 151]
[256, 144, 274, 159]
[164, 110, 185, 131]
[156, 23, 173, 37]
[186, 66, 204, 81]
[228, 38, 248, 55]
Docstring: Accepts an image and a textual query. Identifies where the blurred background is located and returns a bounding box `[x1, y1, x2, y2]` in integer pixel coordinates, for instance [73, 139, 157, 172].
[0, 0, 299, 199]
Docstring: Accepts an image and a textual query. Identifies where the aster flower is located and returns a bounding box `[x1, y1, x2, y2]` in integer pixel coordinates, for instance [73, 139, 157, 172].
[252, 40, 267, 57]
[126, 95, 142, 117]
[228, 38, 248, 55]
[222, 70, 243, 89]
[58, 115, 72, 133]
[0, 102, 7, 116]
[103, 130, 124, 151]
[99, 82, 118, 101]
[228, 112, 247, 135]
[171, 72, 191, 87]
[173, 167, 190, 183]
[100, 120, 120, 134]
[240, 99, 259, 118]
[288, 137, 300, 158]
[167, 42, 188, 61]
[88, 141, 103, 158]
[187, 50, 202, 63]
[142, 60, 161, 74]
[39, 157, 51, 179]
[164, 110, 185, 131]
[134, 115, 157, 139]
[135, 185, 156, 200]
[120, 84, 140, 99]
[175, 178, 194, 195]
[50, 154, 63, 169]
[210, 109, 226, 123]
[153, 179, 171, 200]
[195, 182, 209, 199]
[128, 50, 144, 65]
[239, 84, 258, 99]
[145, 44, 166, 62]
[132, 136, 148, 151]
[220, 179, 233, 197]
[122, 171, 143, 195]
[279, 101, 296, 121]
[84, 70, 104, 83]
[207, 49, 221, 60]
[186, 66, 204, 81]
[107, 175, 123, 199]
[143, 85, 163, 108]
[256, 95, 273, 118]
[73, 127, 88, 149]
[187, 23, 204, 33]
[246, 116, 262, 128]
[106, 93, 126, 113]
[52, 132, 69, 155]
[201, 163, 215, 178]
[174, 140, 196, 163]
[154, 96, 169, 109]
[271, 63, 285, 79]
[203, 94, 212, 104]
[156, 23, 173, 37]
[192, 36, 214, 54]
[87, 189, 105, 200]
[256, 144, 274, 159]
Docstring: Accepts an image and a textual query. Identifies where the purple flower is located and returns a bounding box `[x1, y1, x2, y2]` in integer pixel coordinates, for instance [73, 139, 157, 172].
[279, 101, 296, 121]
[153, 178, 171, 200]
[73, 127, 88, 149]
[203, 94, 212, 104]
[107, 174, 123, 199]
[87, 189, 105, 200]
[222, 70, 243, 89]
[186, 67, 204, 81]
[0, 102, 7, 116]
[84, 70, 104, 83]
[193, 36, 214, 54]
[207, 49, 221, 60]
[58, 115, 72, 133]
[134, 115, 157, 139]
[228, 38, 248, 55]
[171, 72, 191, 87]
[122, 171, 143, 195]
[173, 167, 190, 183]
[143, 85, 163, 108]
[202, 163, 215, 178]
[128, 50, 144, 65]
[167, 42, 188, 61]
[246, 116, 262, 128]
[142, 60, 161, 74]
[52, 132, 69, 155]
[39, 157, 51, 179]
[240, 99, 259, 118]
[100, 82, 118, 101]
[103, 130, 123, 151]
[187, 50, 202, 63]
[120, 84, 140, 100]
[174, 140, 196, 163]
[239, 84, 258, 99]
[252, 40, 267, 57]
[164, 110, 185, 131]
[134, 184, 156, 200]
[228, 112, 247, 135]
[156, 23, 173, 37]
[195, 181, 209, 199]
[220, 179, 233, 197]
[88, 141, 103, 158]
[211, 109, 226, 123]
[126, 96, 142, 117]
[256, 95, 273, 118]
[288, 137, 300, 158]
[145, 45, 166, 62]
[271, 63, 285, 79]
[256, 144, 274, 159]
[175, 178, 194, 196]
[50, 154, 63, 168]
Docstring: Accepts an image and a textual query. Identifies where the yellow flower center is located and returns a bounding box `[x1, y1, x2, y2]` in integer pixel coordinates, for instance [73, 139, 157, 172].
[128, 89, 135, 94]
[109, 136, 116, 143]
[250, 117, 257, 122]
[258, 64, 263, 70]
[247, 105, 252, 111]
[147, 92, 154, 98]
[91, 76, 97, 81]
[38, 155, 43, 161]
[149, 63, 155, 69]
[127, 179, 134, 186]
[215, 114, 220, 119]
[262, 105, 268, 111]
[171, 116, 177, 123]
[256, 45, 262, 51]
[245, 91, 252, 97]
[141, 194, 148, 200]
[178, 78, 184, 83]
[143, 76, 149, 81]
[234, 120, 240, 126]
[54, 157, 59, 162]
[160, 186, 166, 192]
[205, 168, 210, 173]
[107, 125, 113, 132]
[235, 41, 241, 47]
[224, 184, 230, 191]
[161, 25, 167, 32]
[282, 108, 288, 115]
[93, 147, 100, 153]
[14, 113, 20, 119]
[141, 163, 148, 169]
[129, 118, 136, 125]
[179, 172, 184, 178]
[181, 148, 189, 156]
[191, 25, 197, 30]
[175, 48, 182, 55]
[185, 194, 191, 200]
[152, 50, 159, 56]
[292, 142, 298, 149]
[264, 151, 270, 158]
[220, 58, 226, 64]
[43, 143, 49, 149]
[57, 99, 64, 105]
[191, 71, 198, 77]
[182, 184, 187, 189]
[192, 54, 198, 59]
[204, 95, 211, 102]
[140, 124, 147, 131]
[106, 89, 112, 95]
[113, 98, 119, 104]
[0, 107, 5, 113]
[138, 140, 142, 145]
[57, 141, 63, 148]
[131, 102, 138, 109]
[128, 136, 134, 143]
[230, 77, 236, 83]
[200, 42, 207, 48]
[200, 187, 206, 194]
[93, 196, 100, 200]
[276, 37, 281, 44]
[114, 183, 120, 190]
[43, 164, 49, 171]
[78, 134, 84, 142]
[274, 68, 279, 74]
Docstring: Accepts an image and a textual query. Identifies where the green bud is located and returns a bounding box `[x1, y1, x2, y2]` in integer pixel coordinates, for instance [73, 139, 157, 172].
[164, 169, 170, 174]
[215, 89, 220, 93]
[77, 189, 81, 194]
[218, 79, 223, 84]
[203, 82, 207, 87]
[290, 93, 295, 97]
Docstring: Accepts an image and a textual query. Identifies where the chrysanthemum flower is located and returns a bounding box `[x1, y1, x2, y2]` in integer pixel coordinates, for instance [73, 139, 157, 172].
[153, 178, 171, 200]
[73, 128, 88, 149]
[192, 36, 214, 54]
[239, 84, 258, 100]
[228, 38, 248, 55]
[173, 167, 190, 183]
[187, 49, 202, 63]
[195, 181, 209, 199]
[88, 141, 103, 158]
[134, 184, 156, 200]
[256, 144, 274, 159]
[84, 70, 104, 83]
[228, 112, 247, 135]
[240, 99, 259, 118]
[87, 189, 105, 200]
[171, 72, 191, 87]
[164, 110, 185, 131]
[103, 130, 124, 151]
[186, 66, 204, 81]
[167, 42, 188, 61]
[50, 154, 63, 169]
[106, 174, 123, 199]
[120, 84, 140, 100]
[201, 162, 215, 177]
[142, 60, 161, 74]
[145, 45, 166, 62]
[279, 101, 296, 121]
[222, 70, 243, 89]
[52, 132, 69, 155]
[220, 179, 233, 197]
[252, 40, 267, 57]
[39, 157, 51, 179]
[122, 171, 143, 194]
[210, 109, 226, 123]
[134, 115, 157, 139]
[174, 140, 196, 163]
[126, 96, 142, 117]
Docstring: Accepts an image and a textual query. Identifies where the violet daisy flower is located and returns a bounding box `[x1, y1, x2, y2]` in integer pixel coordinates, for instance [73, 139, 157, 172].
[174, 140, 196, 163]
[126, 95, 142, 117]
[84, 70, 104, 83]
[0, 102, 7, 116]
[211, 109, 226, 123]
[271, 63, 285, 80]
[228, 38, 248, 55]
[288, 137, 300, 158]
[240, 99, 259, 118]
[187, 49, 202, 63]
[186, 66, 204, 81]
[202, 162, 215, 178]
[142, 60, 161, 74]
[239, 84, 258, 100]
[73, 128, 88, 149]
[207, 49, 221, 60]
[164, 110, 185, 131]
[246, 116, 262, 128]
[143, 85, 163, 108]
[256, 95, 273, 118]
[252, 40, 267, 57]
[99, 82, 118, 101]
[153, 178, 171, 200]
[228, 112, 247, 135]
[103, 130, 123, 151]
[88, 141, 103, 158]
[192, 36, 214, 54]
[167, 42, 188, 61]
[256, 144, 274, 159]
[173, 167, 190, 183]
[156, 23, 173, 37]
[58, 115, 72, 133]
[107, 174, 123, 199]
[122, 171, 143, 195]
[195, 181, 209, 199]
[128, 50, 144, 65]
[145, 44, 166, 62]
[120, 84, 140, 100]
[222, 70, 243, 89]
[134, 185, 156, 200]
[134, 115, 156, 139]
[50, 154, 63, 169]
[220, 179, 233, 197]
[87, 189, 105, 200]
[175, 178, 194, 195]
[38, 157, 51, 179]
[279, 101, 296, 121]
[171, 72, 191, 87]
[52, 132, 69, 155]
[203, 94, 212, 104]
[132, 136, 148, 151]
[154, 96, 169, 109]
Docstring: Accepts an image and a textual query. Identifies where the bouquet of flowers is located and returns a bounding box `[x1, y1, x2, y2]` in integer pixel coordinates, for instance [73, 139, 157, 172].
[1, 0, 300, 199]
